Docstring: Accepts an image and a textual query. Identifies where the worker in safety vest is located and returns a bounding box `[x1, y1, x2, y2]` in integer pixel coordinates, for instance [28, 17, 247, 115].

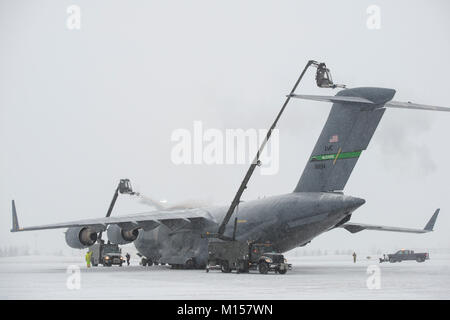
[85, 251, 93, 268]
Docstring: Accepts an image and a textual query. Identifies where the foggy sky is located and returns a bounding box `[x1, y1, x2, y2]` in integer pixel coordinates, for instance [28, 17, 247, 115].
[1, 0, 449, 254]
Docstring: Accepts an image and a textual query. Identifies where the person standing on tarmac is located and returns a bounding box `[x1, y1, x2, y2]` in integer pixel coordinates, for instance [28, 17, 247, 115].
[352, 251, 357, 263]
[125, 253, 131, 266]
[85, 251, 92, 268]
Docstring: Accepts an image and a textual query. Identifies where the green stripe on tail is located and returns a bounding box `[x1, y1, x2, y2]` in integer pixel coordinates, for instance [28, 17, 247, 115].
[310, 151, 362, 162]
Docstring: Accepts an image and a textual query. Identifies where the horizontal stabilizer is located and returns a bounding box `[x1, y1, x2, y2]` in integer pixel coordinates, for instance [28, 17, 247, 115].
[289, 94, 375, 105]
[339, 208, 440, 234]
[289, 94, 450, 112]
[385, 101, 450, 112]
[340, 223, 428, 234]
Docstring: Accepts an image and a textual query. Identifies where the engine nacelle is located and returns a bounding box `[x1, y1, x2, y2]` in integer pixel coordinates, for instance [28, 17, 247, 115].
[65, 227, 98, 249]
[106, 224, 139, 245]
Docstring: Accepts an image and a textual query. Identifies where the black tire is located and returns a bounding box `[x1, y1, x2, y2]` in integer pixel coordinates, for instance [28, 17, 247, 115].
[147, 259, 153, 266]
[278, 268, 287, 275]
[258, 262, 269, 274]
[185, 259, 195, 269]
[238, 266, 249, 273]
[221, 261, 231, 273]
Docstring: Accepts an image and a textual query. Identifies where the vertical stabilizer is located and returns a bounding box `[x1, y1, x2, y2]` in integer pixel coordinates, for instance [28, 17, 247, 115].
[294, 87, 396, 192]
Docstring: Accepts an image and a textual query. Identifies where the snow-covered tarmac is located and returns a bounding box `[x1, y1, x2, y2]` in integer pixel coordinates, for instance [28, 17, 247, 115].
[1, 254, 449, 299]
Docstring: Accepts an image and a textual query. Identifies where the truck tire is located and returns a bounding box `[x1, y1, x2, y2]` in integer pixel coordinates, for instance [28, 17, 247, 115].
[258, 262, 269, 274]
[185, 259, 195, 269]
[221, 261, 231, 273]
[238, 261, 249, 274]
[278, 268, 287, 275]
[416, 258, 424, 263]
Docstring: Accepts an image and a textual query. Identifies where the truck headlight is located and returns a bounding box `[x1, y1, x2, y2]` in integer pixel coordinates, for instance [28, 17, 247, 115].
[105, 256, 110, 260]
[265, 258, 273, 263]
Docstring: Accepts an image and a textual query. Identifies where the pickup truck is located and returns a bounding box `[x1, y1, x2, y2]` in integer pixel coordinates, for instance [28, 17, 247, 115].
[379, 249, 429, 263]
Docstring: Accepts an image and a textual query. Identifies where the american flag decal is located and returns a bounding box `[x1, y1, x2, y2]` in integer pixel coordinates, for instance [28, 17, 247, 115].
[329, 135, 339, 143]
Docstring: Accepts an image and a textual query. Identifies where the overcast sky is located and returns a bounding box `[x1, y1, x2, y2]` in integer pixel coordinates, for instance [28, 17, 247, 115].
[1, 0, 449, 254]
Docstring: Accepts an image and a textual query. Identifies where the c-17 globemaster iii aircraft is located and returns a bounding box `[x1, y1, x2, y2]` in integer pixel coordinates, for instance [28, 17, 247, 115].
[10, 86, 447, 269]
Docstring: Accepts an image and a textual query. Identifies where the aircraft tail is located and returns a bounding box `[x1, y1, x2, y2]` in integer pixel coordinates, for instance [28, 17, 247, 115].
[293, 87, 394, 192]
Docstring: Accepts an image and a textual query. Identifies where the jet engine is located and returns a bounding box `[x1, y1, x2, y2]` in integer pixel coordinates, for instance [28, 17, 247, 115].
[106, 224, 139, 245]
[65, 227, 98, 249]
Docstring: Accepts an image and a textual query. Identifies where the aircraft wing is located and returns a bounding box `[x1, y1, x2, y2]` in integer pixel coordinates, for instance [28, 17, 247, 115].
[10, 200, 217, 233]
[339, 209, 440, 234]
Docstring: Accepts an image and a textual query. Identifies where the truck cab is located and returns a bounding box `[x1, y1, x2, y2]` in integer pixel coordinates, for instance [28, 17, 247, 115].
[89, 242, 124, 267]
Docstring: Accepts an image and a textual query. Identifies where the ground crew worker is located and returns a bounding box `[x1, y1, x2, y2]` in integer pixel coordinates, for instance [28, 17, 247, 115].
[352, 251, 357, 263]
[125, 253, 131, 266]
[85, 251, 93, 268]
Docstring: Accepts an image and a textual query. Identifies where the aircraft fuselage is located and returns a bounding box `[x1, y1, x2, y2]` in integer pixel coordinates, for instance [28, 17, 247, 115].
[134, 192, 365, 266]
